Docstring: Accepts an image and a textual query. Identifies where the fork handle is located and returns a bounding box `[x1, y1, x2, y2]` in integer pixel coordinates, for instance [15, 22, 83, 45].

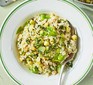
[58, 63, 66, 85]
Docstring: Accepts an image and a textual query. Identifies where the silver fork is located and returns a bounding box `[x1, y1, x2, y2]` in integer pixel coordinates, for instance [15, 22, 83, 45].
[59, 21, 77, 85]
[58, 54, 75, 85]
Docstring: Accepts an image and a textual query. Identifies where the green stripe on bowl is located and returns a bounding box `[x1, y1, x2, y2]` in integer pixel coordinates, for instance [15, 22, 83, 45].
[0, 0, 93, 85]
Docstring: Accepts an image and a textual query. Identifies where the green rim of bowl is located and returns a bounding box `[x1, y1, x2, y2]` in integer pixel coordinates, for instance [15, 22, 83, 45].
[0, 0, 93, 85]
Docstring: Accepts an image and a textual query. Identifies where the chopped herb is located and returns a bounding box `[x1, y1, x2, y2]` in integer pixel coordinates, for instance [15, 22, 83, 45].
[30, 66, 39, 74]
[66, 61, 73, 67]
[16, 26, 24, 34]
[59, 25, 64, 29]
[26, 39, 30, 44]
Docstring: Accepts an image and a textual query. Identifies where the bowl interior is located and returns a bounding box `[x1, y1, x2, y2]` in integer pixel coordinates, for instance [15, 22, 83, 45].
[12, 11, 81, 75]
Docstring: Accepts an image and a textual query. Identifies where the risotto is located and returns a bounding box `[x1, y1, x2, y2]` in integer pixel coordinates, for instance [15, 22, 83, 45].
[16, 13, 78, 76]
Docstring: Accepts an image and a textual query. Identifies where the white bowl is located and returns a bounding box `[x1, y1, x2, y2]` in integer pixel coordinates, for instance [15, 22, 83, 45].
[0, 0, 93, 85]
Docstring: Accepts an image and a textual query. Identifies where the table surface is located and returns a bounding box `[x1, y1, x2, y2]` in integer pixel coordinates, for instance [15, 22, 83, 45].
[0, 0, 93, 85]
